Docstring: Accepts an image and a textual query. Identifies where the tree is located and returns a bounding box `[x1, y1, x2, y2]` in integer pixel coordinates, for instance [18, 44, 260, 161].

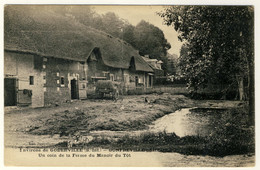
[122, 24, 136, 45]
[166, 53, 178, 75]
[98, 12, 127, 38]
[133, 20, 171, 56]
[130, 20, 171, 73]
[159, 6, 254, 124]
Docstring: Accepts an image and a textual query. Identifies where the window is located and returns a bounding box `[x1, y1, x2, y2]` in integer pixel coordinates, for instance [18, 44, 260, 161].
[29, 76, 34, 85]
[103, 72, 110, 79]
[60, 77, 65, 87]
[135, 76, 138, 87]
[110, 74, 114, 81]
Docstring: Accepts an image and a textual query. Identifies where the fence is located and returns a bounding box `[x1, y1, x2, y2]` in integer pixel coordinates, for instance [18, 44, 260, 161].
[152, 85, 188, 95]
[86, 84, 188, 98]
[125, 84, 188, 95]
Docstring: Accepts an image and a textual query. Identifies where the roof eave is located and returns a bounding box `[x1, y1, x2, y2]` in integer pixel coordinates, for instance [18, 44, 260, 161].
[4, 48, 85, 62]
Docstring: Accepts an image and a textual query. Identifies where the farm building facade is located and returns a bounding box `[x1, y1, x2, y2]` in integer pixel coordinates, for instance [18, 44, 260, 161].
[142, 55, 165, 84]
[4, 6, 154, 107]
[4, 51, 88, 107]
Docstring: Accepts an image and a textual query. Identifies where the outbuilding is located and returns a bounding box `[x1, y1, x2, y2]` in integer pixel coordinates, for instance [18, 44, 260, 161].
[4, 5, 154, 107]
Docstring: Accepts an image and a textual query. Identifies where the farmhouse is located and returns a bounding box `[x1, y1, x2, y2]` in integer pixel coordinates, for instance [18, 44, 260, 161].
[142, 55, 165, 84]
[87, 48, 154, 94]
[4, 6, 153, 107]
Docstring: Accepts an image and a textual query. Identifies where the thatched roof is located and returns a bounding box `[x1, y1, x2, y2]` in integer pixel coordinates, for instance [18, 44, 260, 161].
[142, 56, 163, 71]
[4, 5, 153, 73]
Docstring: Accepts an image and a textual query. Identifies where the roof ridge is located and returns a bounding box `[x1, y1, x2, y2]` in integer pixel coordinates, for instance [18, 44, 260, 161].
[5, 6, 153, 72]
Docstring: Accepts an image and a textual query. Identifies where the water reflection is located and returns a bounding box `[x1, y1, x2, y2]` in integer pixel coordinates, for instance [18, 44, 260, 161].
[149, 108, 226, 137]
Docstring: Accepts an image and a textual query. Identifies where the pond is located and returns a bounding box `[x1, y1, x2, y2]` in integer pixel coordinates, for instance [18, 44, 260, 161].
[87, 106, 253, 158]
[149, 107, 227, 137]
[89, 107, 229, 138]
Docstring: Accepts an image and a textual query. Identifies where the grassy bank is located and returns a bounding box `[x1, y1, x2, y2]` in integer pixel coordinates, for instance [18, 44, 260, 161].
[54, 107, 254, 157]
[26, 94, 192, 136]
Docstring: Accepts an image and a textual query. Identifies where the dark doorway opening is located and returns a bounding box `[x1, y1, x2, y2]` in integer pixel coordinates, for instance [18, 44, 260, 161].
[4, 78, 17, 106]
[71, 79, 78, 99]
[149, 75, 152, 87]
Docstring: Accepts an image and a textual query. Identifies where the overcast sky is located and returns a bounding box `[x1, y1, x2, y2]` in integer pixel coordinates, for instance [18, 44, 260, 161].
[93, 6, 183, 56]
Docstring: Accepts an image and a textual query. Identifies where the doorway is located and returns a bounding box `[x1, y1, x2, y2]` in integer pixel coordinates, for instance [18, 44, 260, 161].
[149, 75, 152, 87]
[71, 79, 78, 99]
[4, 78, 17, 106]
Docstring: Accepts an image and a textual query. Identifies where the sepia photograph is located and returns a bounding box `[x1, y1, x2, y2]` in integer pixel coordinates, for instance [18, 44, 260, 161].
[2, 2, 257, 167]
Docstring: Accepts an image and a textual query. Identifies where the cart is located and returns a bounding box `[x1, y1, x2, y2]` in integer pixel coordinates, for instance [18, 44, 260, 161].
[95, 80, 120, 100]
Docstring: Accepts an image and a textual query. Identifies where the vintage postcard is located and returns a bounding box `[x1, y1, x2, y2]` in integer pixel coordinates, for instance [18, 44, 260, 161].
[2, 3, 257, 168]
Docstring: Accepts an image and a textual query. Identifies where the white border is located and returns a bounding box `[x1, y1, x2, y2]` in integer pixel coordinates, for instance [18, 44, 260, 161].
[0, 0, 259, 170]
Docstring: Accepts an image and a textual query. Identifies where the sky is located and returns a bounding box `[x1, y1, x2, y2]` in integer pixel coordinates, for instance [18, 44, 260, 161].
[93, 6, 183, 56]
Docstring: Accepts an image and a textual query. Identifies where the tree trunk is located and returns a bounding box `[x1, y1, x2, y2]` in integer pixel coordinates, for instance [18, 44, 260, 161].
[235, 75, 244, 101]
[238, 76, 244, 101]
[247, 54, 254, 126]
